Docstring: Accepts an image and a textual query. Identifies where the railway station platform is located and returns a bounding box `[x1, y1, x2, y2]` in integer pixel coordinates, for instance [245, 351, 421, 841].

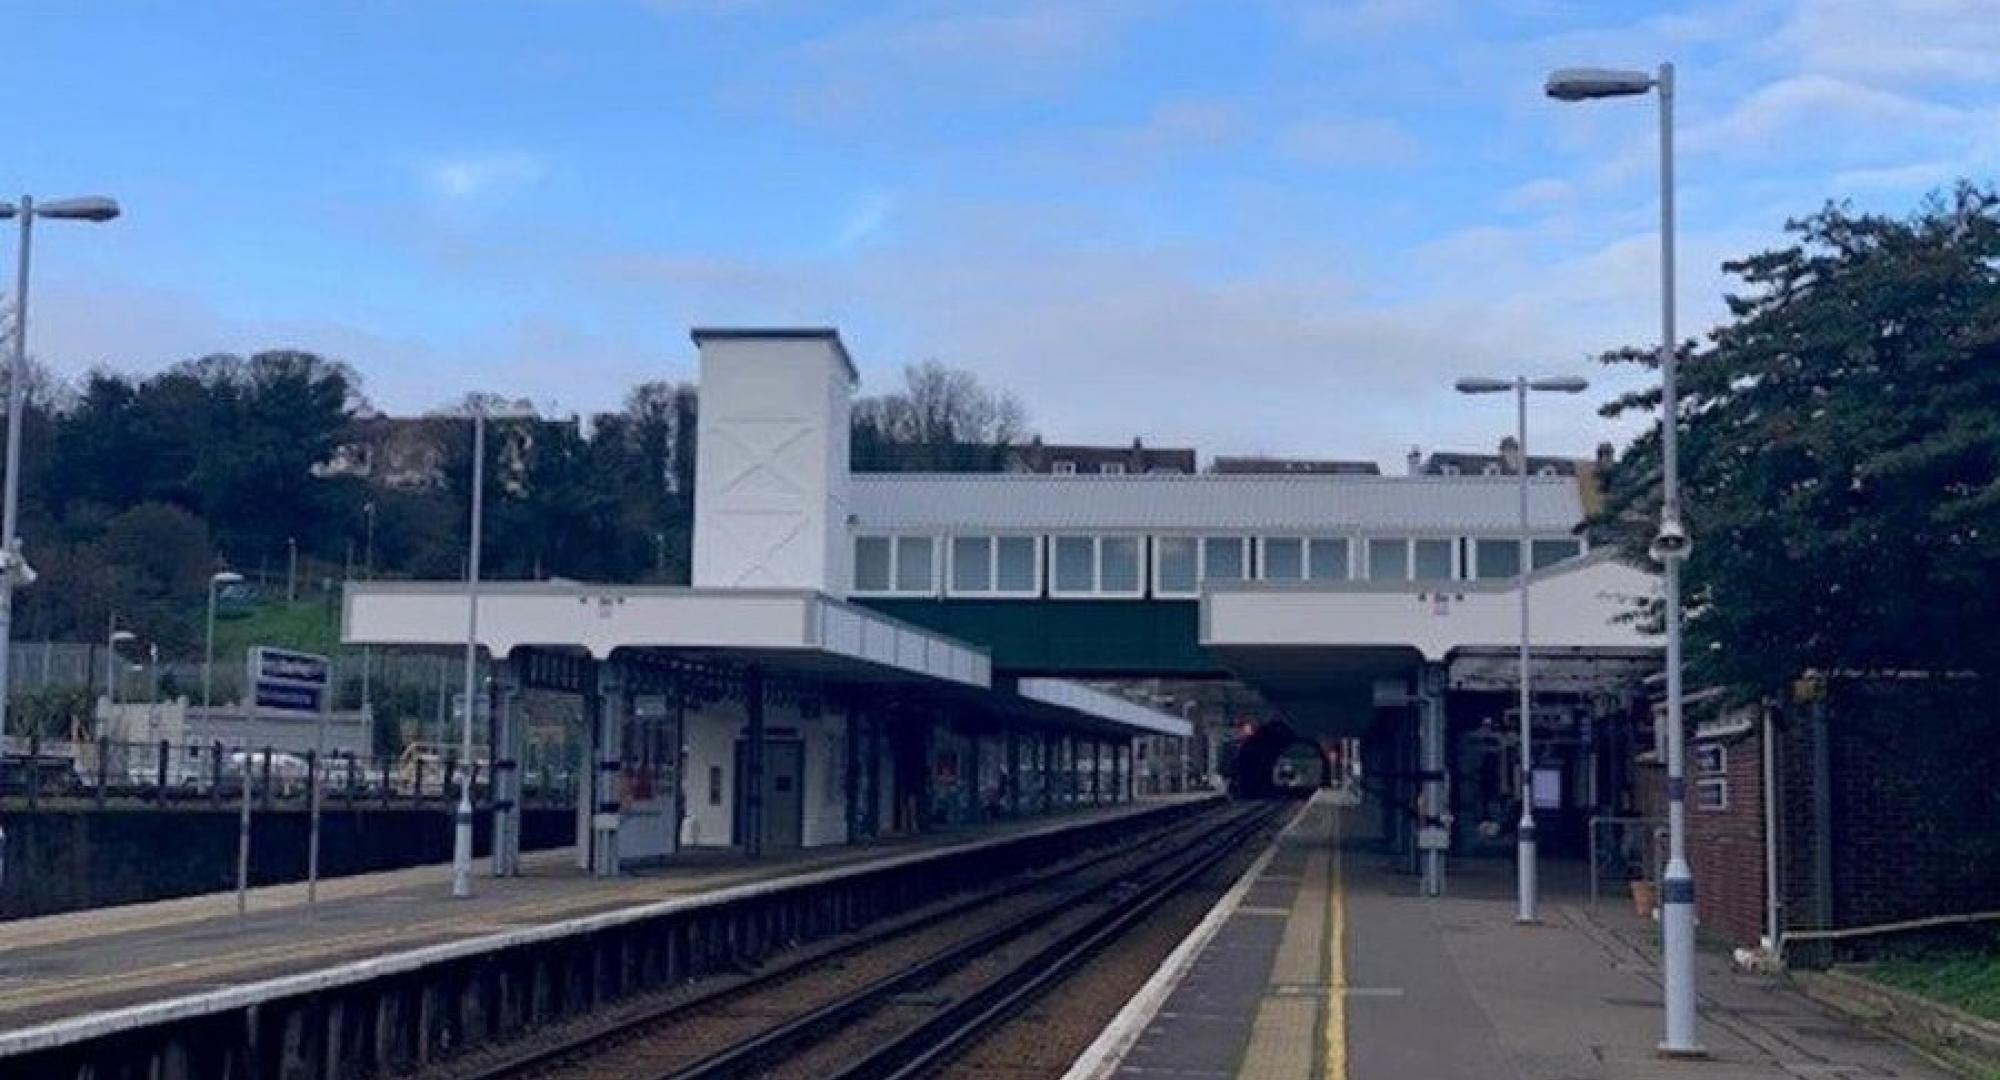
[0, 793, 1214, 1075]
[1073, 792, 1950, 1080]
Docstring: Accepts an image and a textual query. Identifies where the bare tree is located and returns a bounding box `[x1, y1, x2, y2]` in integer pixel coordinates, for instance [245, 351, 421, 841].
[853, 360, 1031, 471]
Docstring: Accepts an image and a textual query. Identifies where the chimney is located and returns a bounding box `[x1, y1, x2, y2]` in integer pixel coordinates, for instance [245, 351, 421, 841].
[1595, 441, 1615, 470]
[1406, 446, 1423, 476]
[1499, 435, 1522, 474]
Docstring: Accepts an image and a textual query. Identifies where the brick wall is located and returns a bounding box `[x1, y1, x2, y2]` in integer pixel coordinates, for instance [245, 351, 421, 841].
[1775, 682, 2000, 942]
[1687, 727, 1767, 948]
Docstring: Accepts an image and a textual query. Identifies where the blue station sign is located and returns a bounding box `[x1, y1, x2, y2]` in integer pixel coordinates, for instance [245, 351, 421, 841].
[248, 646, 332, 713]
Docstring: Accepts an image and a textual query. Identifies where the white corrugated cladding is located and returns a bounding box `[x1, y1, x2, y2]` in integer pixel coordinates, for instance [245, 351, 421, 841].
[849, 473, 1585, 534]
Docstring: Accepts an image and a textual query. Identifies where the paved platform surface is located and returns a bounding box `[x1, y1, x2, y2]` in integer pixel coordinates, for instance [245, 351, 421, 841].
[1093, 794, 1953, 1080]
[0, 796, 1200, 1033]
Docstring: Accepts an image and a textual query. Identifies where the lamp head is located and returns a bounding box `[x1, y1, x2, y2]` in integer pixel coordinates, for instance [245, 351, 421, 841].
[37, 196, 121, 222]
[1455, 377, 1513, 394]
[1545, 67, 1656, 101]
[1528, 375, 1590, 393]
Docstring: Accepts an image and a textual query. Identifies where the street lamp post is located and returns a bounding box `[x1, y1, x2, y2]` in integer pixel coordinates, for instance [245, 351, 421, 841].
[452, 408, 488, 899]
[1456, 374, 1588, 925]
[146, 643, 161, 756]
[204, 571, 245, 711]
[0, 195, 119, 740]
[361, 502, 375, 716]
[1546, 60, 1700, 1056]
[286, 537, 298, 604]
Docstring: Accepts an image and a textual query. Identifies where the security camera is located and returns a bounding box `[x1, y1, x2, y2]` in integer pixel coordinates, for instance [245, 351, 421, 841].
[0, 549, 30, 586]
[1649, 519, 1691, 563]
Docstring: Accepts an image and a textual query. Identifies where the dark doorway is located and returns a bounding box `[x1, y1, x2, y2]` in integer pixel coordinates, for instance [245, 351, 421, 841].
[735, 738, 805, 851]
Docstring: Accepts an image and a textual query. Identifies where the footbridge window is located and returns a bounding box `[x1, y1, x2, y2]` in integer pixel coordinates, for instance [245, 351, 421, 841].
[1051, 535, 1145, 597]
[949, 534, 1041, 596]
[1366, 537, 1457, 582]
[1201, 536, 1248, 583]
[1155, 537, 1198, 595]
[1262, 537, 1304, 581]
[1259, 536, 1353, 582]
[1152, 535, 1250, 597]
[1474, 538, 1522, 580]
[1532, 537, 1585, 569]
[1367, 537, 1409, 581]
[853, 534, 938, 595]
[1414, 538, 1454, 581]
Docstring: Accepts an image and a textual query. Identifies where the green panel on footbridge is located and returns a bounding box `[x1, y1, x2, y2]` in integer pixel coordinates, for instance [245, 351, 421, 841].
[853, 599, 1225, 677]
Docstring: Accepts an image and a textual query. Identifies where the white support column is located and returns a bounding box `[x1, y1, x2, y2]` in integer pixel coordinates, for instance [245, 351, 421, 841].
[1005, 724, 1022, 818]
[742, 666, 767, 855]
[1419, 663, 1449, 898]
[590, 661, 625, 878]
[492, 659, 523, 877]
[844, 696, 863, 842]
[575, 688, 594, 872]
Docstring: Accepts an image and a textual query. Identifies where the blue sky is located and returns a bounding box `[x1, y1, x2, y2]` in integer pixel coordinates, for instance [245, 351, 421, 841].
[5, 0, 1994, 465]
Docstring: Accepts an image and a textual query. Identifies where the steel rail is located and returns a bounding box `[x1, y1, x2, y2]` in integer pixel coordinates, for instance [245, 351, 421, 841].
[655, 803, 1279, 1080]
[829, 804, 1281, 1080]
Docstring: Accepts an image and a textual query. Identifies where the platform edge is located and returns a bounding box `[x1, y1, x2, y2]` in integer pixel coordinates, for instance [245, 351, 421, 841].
[1058, 795, 1316, 1080]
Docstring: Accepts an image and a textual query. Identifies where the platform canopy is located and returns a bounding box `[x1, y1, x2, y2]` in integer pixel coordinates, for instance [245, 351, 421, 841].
[344, 582, 1189, 738]
[1198, 553, 1662, 735]
[1015, 679, 1193, 738]
[347, 582, 989, 686]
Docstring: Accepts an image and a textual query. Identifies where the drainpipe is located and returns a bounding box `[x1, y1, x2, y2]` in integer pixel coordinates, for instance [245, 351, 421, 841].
[1810, 697, 1834, 937]
[1762, 706, 1781, 956]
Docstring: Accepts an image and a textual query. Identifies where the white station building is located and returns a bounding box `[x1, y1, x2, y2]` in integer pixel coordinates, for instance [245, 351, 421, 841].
[346, 327, 1661, 893]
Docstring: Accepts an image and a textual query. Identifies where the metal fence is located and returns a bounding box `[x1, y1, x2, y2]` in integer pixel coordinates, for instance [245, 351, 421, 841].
[1587, 814, 1667, 909]
[5, 642, 520, 715]
[0, 735, 581, 812]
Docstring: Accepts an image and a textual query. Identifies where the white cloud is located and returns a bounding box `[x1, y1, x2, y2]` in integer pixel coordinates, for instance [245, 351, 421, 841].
[789, 2, 1147, 111]
[1276, 117, 1425, 168]
[1785, 0, 2000, 86]
[422, 152, 547, 201]
[1118, 101, 1242, 156]
[1499, 177, 1576, 211]
[834, 191, 899, 250]
[1690, 74, 1964, 157]
[1028, 100, 1244, 179]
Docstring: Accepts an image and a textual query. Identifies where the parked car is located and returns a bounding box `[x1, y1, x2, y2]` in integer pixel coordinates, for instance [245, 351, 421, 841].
[226, 749, 312, 797]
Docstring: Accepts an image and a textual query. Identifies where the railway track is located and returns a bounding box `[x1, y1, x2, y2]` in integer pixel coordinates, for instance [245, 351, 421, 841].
[434, 801, 1283, 1080]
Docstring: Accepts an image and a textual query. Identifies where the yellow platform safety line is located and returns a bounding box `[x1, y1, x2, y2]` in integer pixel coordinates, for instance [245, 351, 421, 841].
[1325, 806, 1347, 1080]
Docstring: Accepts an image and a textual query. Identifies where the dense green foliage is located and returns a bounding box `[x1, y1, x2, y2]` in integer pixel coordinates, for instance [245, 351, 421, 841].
[1592, 186, 2000, 695]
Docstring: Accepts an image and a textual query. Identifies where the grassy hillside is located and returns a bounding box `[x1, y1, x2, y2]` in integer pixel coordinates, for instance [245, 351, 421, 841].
[209, 599, 348, 660]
